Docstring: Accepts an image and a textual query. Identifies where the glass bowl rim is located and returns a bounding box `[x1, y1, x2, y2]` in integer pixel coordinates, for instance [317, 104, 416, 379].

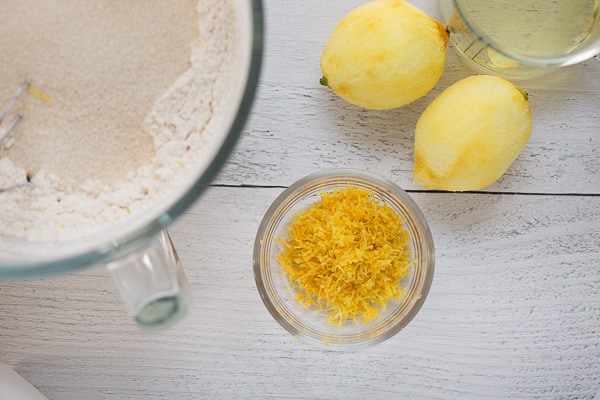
[253, 168, 435, 350]
[0, 0, 264, 279]
[446, 0, 600, 67]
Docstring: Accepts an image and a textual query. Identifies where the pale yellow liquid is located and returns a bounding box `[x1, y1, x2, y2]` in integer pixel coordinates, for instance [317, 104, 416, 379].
[449, 0, 600, 76]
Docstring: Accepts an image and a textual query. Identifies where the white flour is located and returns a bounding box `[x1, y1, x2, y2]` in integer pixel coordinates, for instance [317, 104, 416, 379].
[0, 0, 235, 242]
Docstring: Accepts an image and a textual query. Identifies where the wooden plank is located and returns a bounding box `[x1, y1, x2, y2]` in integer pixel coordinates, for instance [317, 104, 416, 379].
[0, 187, 597, 399]
[214, 0, 600, 194]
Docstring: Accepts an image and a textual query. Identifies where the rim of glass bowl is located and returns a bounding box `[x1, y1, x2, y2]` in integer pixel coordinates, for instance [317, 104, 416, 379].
[253, 169, 435, 350]
[0, 0, 264, 278]
[448, 0, 600, 68]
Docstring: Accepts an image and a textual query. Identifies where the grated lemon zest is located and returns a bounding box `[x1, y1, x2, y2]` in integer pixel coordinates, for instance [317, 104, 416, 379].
[276, 186, 414, 327]
[28, 86, 52, 103]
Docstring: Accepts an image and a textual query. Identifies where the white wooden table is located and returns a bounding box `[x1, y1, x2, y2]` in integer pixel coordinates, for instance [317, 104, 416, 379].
[1, 1, 599, 398]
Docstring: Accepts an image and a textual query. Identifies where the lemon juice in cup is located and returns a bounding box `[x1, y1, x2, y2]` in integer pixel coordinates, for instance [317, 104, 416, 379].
[440, 0, 600, 79]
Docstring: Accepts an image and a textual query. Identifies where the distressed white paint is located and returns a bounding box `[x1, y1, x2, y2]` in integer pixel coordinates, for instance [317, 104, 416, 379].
[217, 0, 600, 193]
[0, 1, 599, 399]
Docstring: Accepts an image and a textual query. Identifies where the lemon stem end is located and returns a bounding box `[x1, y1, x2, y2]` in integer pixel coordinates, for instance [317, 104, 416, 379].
[518, 88, 529, 101]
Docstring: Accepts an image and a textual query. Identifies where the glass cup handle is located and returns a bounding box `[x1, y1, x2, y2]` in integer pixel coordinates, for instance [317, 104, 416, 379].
[105, 230, 191, 333]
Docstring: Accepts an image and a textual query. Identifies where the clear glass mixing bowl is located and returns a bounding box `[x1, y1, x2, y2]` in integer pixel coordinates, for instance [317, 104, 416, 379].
[0, 0, 263, 332]
[254, 169, 435, 350]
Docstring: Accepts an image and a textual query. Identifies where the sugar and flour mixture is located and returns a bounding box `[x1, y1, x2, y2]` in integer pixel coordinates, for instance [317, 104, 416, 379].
[1, 0, 198, 186]
[0, 0, 236, 241]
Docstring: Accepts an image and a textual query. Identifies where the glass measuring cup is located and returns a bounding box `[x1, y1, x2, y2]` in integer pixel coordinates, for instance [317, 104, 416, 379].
[439, 0, 600, 79]
[0, 0, 263, 333]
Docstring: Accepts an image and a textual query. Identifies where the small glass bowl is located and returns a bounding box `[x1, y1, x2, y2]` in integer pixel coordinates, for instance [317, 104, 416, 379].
[253, 169, 435, 350]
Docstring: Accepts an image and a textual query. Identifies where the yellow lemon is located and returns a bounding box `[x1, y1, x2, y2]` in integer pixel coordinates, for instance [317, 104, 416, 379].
[320, 0, 449, 110]
[414, 75, 532, 191]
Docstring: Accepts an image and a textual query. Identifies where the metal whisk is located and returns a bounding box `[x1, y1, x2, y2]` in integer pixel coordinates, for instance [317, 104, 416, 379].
[0, 82, 31, 193]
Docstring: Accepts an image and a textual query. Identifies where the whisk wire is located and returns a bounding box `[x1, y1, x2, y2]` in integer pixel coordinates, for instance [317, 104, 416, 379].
[0, 82, 29, 126]
[1, 82, 30, 146]
[1, 82, 32, 193]
[0, 115, 22, 144]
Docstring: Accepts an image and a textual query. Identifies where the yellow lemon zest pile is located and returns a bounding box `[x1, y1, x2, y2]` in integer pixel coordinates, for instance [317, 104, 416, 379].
[276, 186, 414, 326]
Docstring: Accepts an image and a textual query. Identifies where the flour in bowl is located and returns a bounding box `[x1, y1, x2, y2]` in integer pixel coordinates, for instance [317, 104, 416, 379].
[0, 0, 235, 242]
